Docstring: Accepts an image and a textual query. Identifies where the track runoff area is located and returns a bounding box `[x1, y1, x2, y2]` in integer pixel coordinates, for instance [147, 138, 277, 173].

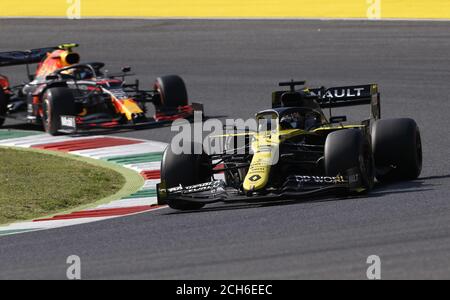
[0, 130, 167, 236]
[1, 0, 449, 20]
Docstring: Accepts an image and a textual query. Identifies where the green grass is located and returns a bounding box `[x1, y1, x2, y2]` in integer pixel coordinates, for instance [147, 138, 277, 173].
[0, 148, 125, 224]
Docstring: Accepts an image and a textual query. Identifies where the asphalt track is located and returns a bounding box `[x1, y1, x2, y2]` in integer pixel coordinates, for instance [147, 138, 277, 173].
[1, 19, 450, 279]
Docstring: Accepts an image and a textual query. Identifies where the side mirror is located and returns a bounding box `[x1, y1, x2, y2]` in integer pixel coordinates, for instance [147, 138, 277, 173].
[122, 66, 131, 73]
[330, 116, 347, 124]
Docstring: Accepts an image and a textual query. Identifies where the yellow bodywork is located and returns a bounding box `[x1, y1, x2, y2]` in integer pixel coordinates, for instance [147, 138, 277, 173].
[243, 131, 278, 192]
[242, 127, 308, 192]
[240, 124, 364, 192]
[115, 99, 144, 121]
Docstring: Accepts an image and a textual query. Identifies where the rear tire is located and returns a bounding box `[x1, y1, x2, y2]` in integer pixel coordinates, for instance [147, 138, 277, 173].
[325, 129, 375, 193]
[154, 75, 188, 109]
[0, 89, 7, 127]
[372, 118, 422, 182]
[161, 142, 212, 210]
[42, 87, 76, 136]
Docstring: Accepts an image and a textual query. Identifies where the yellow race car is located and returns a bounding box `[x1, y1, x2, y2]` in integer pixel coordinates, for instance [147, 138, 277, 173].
[157, 80, 422, 210]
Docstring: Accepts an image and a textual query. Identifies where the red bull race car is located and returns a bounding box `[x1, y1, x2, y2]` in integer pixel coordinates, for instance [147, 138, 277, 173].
[0, 43, 203, 135]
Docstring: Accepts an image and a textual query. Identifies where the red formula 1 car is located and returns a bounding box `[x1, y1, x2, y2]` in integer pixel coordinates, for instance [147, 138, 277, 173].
[0, 44, 203, 135]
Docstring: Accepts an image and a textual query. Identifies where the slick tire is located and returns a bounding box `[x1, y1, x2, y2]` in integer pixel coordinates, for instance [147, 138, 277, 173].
[325, 129, 375, 193]
[154, 75, 188, 109]
[161, 142, 212, 210]
[42, 87, 76, 136]
[372, 118, 422, 182]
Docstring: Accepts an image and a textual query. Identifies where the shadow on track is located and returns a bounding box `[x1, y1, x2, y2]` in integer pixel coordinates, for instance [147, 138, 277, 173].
[2, 114, 229, 138]
[1, 123, 42, 131]
[164, 176, 443, 215]
[1, 120, 173, 138]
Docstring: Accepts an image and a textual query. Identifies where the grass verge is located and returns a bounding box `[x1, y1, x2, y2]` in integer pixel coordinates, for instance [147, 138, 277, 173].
[0, 147, 126, 224]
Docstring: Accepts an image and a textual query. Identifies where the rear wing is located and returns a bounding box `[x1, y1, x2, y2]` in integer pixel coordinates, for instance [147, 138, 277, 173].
[0, 46, 58, 68]
[272, 83, 381, 120]
[311, 84, 381, 120]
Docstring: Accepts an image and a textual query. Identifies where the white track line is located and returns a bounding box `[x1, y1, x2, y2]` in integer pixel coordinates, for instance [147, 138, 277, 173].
[95, 197, 158, 209]
[143, 179, 160, 190]
[72, 141, 167, 159]
[0, 134, 133, 148]
[124, 162, 162, 172]
[0, 134, 98, 148]
[2, 216, 116, 231]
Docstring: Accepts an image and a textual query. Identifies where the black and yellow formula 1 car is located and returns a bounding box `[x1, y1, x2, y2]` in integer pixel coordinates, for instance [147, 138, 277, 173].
[157, 80, 423, 210]
[0, 44, 203, 135]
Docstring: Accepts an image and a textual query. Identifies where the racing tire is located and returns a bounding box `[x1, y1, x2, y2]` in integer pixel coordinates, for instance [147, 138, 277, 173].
[42, 87, 76, 136]
[154, 75, 188, 109]
[161, 142, 212, 210]
[0, 89, 7, 127]
[325, 129, 375, 193]
[372, 118, 422, 182]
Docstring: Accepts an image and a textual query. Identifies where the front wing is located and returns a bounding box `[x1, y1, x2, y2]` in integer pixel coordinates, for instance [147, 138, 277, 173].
[157, 172, 364, 206]
[58, 103, 203, 134]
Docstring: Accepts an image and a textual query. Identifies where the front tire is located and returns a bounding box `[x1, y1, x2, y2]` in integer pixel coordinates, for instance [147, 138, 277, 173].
[160, 142, 212, 210]
[154, 75, 188, 109]
[372, 118, 422, 182]
[42, 87, 76, 136]
[325, 129, 375, 193]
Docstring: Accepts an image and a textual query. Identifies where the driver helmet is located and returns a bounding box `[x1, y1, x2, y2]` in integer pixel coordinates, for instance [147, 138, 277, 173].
[280, 112, 320, 130]
[75, 68, 94, 80]
[62, 67, 94, 80]
[280, 112, 305, 129]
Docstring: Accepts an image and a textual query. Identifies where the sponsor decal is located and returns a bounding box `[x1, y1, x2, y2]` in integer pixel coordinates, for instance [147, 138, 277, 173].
[249, 175, 262, 182]
[293, 175, 347, 185]
[311, 87, 369, 99]
[249, 167, 266, 173]
[167, 181, 224, 194]
[61, 116, 76, 128]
